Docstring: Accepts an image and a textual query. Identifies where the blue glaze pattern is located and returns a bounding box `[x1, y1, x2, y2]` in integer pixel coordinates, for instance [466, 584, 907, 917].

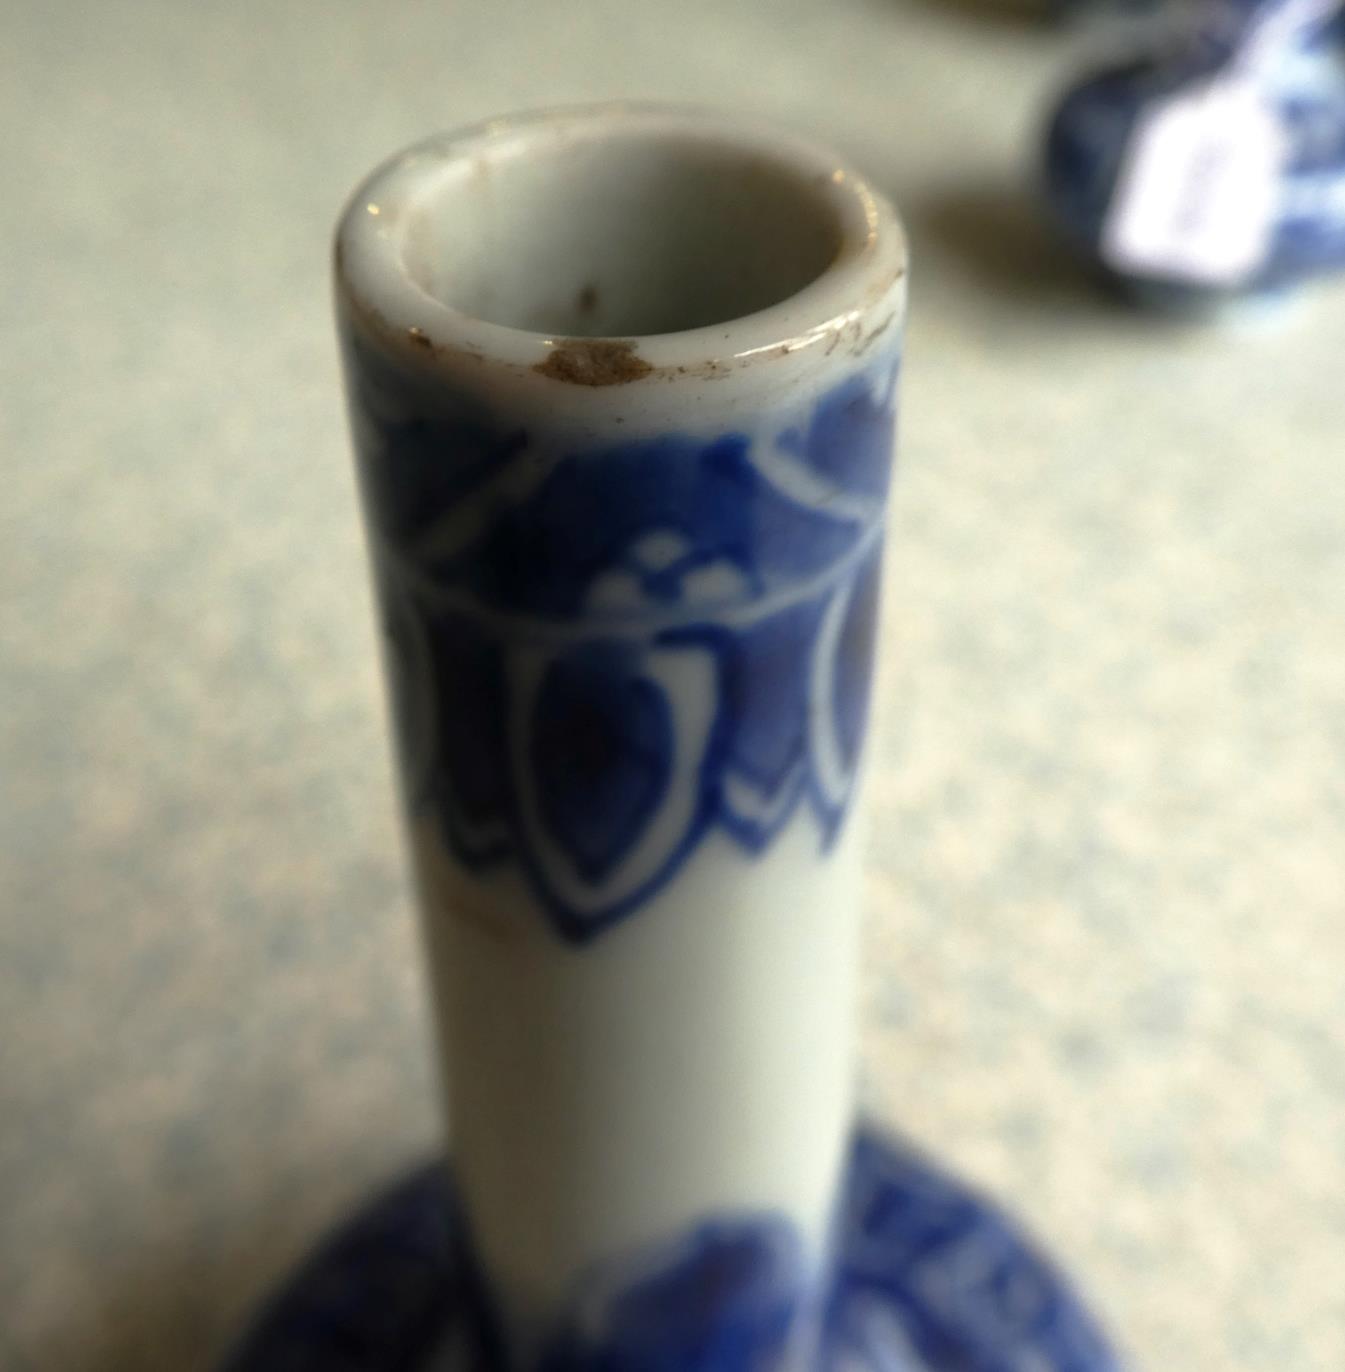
[218, 1127, 1124, 1372]
[1043, 0, 1345, 299]
[540, 1220, 803, 1372]
[828, 1134, 1122, 1372]
[348, 342, 899, 943]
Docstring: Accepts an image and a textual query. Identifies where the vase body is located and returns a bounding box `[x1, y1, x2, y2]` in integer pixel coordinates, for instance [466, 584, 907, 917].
[334, 106, 906, 1371]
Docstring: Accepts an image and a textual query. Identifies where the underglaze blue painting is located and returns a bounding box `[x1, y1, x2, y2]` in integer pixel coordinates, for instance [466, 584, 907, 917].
[219, 1128, 1124, 1372]
[539, 1219, 804, 1372]
[349, 341, 899, 942]
[827, 1135, 1121, 1372]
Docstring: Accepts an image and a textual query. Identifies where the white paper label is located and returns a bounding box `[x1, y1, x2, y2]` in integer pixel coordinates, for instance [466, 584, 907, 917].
[1102, 79, 1284, 286]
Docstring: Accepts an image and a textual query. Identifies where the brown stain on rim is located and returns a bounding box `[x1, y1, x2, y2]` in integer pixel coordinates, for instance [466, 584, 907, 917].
[349, 303, 898, 378]
[338, 269, 903, 379]
[534, 338, 654, 386]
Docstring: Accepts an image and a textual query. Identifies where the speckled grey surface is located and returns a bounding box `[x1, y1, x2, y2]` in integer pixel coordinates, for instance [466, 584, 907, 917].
[3, 2, 1344, 1370]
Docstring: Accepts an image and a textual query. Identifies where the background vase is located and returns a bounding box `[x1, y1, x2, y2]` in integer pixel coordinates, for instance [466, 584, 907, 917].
[333, 105, 906, 1370]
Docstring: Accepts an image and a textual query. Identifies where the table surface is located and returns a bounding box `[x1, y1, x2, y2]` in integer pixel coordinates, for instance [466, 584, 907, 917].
[4, 2, 1344, 1369]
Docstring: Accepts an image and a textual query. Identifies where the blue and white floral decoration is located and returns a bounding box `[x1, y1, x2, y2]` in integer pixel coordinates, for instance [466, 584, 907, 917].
[219, 1127, 1124, 1372]
[352, 347, 900, 944]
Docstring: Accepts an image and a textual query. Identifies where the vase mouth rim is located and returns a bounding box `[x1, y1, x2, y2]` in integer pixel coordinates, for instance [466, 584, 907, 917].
[333, 104, 906, 383]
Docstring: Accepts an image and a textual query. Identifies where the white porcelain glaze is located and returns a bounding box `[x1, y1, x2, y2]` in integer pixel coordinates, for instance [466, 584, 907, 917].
[335, 104, 906, 1367]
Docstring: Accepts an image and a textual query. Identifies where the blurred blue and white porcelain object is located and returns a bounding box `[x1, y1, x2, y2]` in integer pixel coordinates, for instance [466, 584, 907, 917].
[322, 106, 1123, 1371]
[1044, 0, 1345, 305]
